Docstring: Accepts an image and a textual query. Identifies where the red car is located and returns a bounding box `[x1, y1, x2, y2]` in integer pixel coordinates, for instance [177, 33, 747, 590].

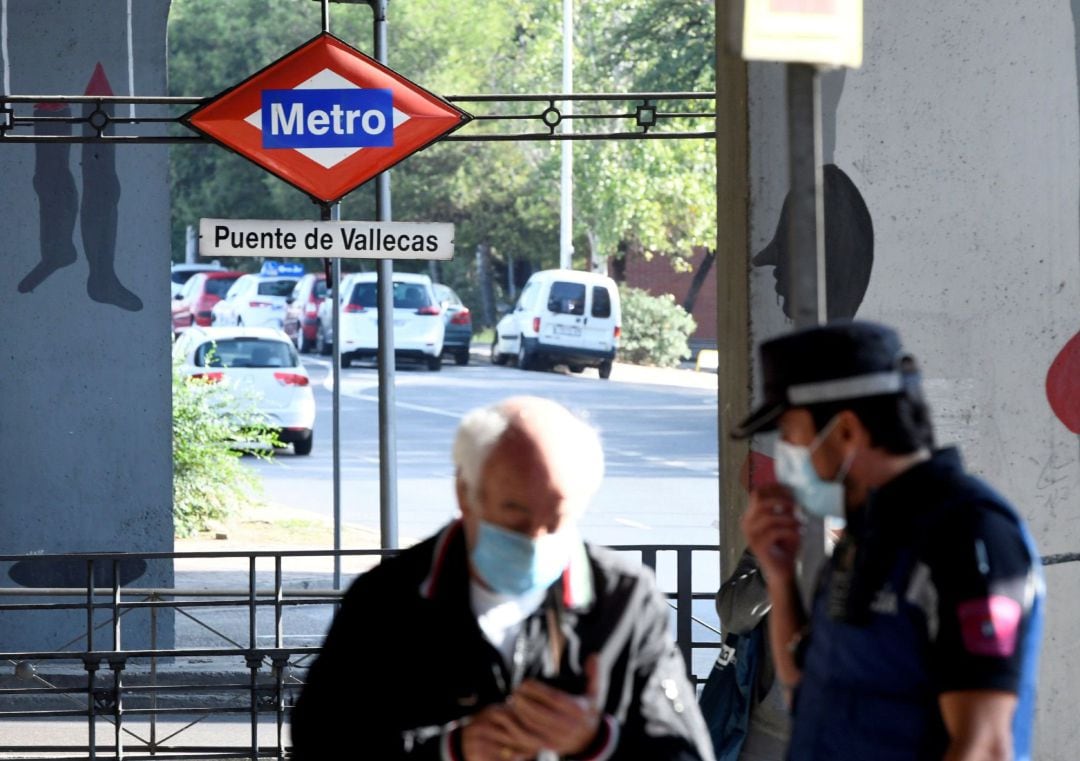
[171, 270, 244, 335]
[283, 272, 328, 353]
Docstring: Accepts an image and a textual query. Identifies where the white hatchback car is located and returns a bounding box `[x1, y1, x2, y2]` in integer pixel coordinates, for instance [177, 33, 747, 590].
[211, 274, 299, 329]
[174, 326, 316, 455]
[315, 272, 445, 371]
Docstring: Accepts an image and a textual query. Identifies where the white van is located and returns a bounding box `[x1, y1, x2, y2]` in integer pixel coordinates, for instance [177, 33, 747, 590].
[491, 269, 621, 379]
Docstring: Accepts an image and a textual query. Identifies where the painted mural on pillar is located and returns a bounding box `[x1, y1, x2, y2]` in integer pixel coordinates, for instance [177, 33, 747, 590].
[746, 70, 874, 486]
[17, 63, 142, 312]
[751, 69, 874, 323]
[1047, 330, 1080, 434]
[752, 164, 873, 321]
[1054, 2, 1080, 440]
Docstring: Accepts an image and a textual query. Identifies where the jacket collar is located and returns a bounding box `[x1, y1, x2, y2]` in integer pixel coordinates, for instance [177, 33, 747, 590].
[418, 519, 595, 611]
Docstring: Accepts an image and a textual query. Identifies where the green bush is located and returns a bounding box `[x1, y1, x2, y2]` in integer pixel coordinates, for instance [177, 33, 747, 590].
[617, 286, 697, 368]
[172, 356, 279, 537]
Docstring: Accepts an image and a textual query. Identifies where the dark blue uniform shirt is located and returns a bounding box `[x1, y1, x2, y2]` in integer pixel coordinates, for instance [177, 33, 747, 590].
[788, 448, 1044, 761]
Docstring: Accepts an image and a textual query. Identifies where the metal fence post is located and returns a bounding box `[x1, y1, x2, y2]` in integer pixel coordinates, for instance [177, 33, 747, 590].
[676, 549, 693, 677]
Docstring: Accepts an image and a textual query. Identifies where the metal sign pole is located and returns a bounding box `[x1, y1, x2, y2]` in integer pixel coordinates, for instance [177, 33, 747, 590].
[785, 62, 826, 328]
[323, 206, 343, 591]
[372, 0, 399, 550]
[785, 61, 827, 601]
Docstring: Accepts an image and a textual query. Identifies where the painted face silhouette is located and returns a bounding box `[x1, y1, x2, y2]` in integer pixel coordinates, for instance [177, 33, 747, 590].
[753, 164, 874, 321]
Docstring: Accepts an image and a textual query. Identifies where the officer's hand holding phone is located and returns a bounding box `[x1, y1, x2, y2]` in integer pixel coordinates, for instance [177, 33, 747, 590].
[742, 483, 804, 585]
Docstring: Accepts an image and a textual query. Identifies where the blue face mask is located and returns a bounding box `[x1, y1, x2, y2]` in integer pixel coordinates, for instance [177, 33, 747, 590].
[774, 416, 855, 520]
[470, 520, 575, 596]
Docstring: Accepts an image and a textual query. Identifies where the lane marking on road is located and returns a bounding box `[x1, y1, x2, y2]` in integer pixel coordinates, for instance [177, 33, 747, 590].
[613, 517, 653, 530]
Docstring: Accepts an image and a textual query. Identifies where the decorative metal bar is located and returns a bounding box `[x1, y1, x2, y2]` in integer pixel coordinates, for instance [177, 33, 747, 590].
[0, 92, 716, 144]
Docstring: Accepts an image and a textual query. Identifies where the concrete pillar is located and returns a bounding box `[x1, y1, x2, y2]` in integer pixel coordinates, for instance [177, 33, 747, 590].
[0, 0, 174, 651]
[715, 8, 752, 581]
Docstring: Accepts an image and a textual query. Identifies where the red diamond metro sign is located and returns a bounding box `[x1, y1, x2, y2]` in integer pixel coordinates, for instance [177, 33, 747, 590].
[182, 33, 471, 204]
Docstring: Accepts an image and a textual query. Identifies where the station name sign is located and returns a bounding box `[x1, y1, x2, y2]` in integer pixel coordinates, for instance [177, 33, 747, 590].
[199, 218, 454, 260]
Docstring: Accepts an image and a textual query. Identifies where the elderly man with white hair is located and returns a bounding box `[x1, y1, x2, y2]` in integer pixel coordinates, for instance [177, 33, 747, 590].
[291, 396, 715, 761]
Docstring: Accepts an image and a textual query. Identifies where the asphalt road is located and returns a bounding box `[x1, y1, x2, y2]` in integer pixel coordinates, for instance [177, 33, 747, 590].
[247, 351, 722, 552]
[230, 351, 724, 677]
[6, 356, 726, 753]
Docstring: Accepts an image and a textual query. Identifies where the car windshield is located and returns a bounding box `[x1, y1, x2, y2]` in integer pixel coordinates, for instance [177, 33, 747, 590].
[257, 279, 298, 297]
[194, 339, 299, 368]
[548, 282, 586, 315]
[349, 281, 432, 309]
[206, 276, 240, 298]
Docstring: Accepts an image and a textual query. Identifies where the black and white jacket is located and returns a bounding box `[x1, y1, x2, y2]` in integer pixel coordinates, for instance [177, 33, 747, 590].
[291, 520, 715, 761]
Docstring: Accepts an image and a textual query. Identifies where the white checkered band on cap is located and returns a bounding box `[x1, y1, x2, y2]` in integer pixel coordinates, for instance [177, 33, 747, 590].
[786, 371, 904, 406]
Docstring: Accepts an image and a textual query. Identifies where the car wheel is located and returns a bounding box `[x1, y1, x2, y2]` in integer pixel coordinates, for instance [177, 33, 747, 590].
[598, 360, 613, 380]
[316, 322, 332, 356]
[491, 339, 507, 366]
[569, 364, 585, 374]
[296, 328, 309, 353]
[427, 355, 442, 371]
[455, 349, 470, 366]
[341, 354, 352, 369]
[517, 338, 533, 371]
[293, 431, 313, 456]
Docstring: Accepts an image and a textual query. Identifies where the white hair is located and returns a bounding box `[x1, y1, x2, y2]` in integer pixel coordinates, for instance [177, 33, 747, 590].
[452, 398, 605, 504]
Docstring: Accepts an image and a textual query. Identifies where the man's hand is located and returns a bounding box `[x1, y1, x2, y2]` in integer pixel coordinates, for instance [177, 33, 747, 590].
[508, 655, 602, 757]
[741, 483, 804, 585]
[460, 703, 543, 761]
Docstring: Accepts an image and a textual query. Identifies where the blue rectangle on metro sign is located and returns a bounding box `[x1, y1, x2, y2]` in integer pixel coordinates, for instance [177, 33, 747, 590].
[261, 88, 394, 149]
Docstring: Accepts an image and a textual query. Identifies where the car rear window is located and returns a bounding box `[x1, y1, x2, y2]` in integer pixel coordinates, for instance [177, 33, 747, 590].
[395, 282, 432, 309]
[194, 339, 299, 369]
[206, 276, 240, 298]
[257, 279, 298, 297]
[591, 286, 612, 318]
[548, 282, 586, 315]
[349, 282, 378, 308]
[313, 279, 328, 299]
[172, 270, 200, 285]
[349, 281, 433, 309]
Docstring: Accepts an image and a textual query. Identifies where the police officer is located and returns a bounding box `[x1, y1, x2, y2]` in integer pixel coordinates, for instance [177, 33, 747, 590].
[733, 321, 1044, 761]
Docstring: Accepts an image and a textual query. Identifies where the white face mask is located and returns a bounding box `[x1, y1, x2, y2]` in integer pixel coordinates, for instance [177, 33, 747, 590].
[774, 416, 855, 520]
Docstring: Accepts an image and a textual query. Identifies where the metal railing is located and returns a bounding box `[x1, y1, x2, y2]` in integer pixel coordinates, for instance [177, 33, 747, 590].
[0, 545, 720, 760]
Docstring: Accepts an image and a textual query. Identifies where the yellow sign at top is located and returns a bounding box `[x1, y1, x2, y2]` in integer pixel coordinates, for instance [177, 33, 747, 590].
[739, 0, 863, 68]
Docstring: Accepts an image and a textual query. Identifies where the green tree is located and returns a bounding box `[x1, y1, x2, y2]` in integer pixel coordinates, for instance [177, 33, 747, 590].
[168, 0, 715, 317]
[573, 0, 716, 288]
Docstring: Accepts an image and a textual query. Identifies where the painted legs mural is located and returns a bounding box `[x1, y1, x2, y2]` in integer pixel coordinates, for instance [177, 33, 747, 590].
[18, 63, 142, 312]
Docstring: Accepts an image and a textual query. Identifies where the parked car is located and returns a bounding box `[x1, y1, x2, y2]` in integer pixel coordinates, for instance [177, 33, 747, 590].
[173, 326, 316, 455]
[211, 274, 299, 329]
[433, 283, 472, 366]
[283, 272, 327, 353]
[491, 269, 621, 379]
[171, 261, 224, 299]
[172, 270, 244, 335]
[315, 271, 445, 371]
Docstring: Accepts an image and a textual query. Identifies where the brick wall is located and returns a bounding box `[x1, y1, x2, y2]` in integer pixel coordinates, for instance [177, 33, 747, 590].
[622, 247, 717, 346]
